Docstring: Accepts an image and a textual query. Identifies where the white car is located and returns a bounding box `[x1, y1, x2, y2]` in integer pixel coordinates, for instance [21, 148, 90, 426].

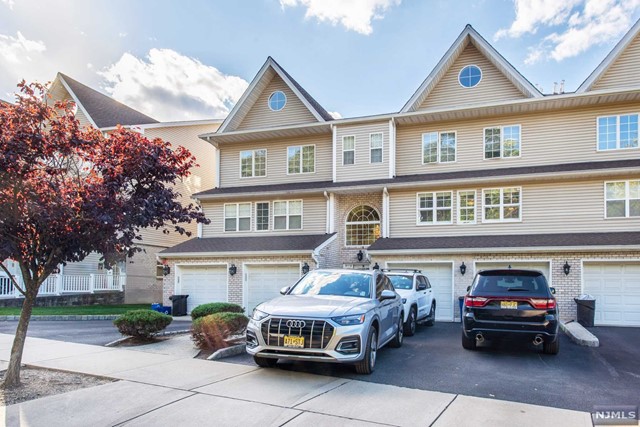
[385, 270, 436, 336]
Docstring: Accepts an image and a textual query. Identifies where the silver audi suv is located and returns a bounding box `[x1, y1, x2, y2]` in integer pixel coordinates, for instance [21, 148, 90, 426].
[245, 269, 404, 374]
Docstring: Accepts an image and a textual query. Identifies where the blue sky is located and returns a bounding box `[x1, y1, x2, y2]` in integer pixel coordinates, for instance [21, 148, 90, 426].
[1, 0, 639, 121]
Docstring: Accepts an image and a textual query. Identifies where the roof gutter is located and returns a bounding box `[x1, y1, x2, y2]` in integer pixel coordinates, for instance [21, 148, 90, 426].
[367, 245, 640, 255]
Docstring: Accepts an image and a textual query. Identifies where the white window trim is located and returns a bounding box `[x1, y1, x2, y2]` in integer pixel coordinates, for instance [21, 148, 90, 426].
[481, 187, 523, 223]
[344, 205, 382, 248]
[273, 200, 304, 231]
[421, 131, 457, 165]
[268, 91, 287, 111]
[223, 202, 252, 232]
[483, 125, 522, 160]
[286, 144, 316, 175]
[596, 114, 640, 152]
[238, 149, 267, 179]
[369, 132, 384, 164]
[415, 191, 454, 226]
[457, 190, 477, 225]
[342, 135, 356, 166]
[604, 180, 640, 219]
[458, 64, 483, 89]
[254, 201, 270, 232]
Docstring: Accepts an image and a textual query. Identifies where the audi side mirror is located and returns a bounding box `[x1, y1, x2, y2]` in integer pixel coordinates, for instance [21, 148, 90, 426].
[380, 290, 396, 301]
[280, 286, 291, 295]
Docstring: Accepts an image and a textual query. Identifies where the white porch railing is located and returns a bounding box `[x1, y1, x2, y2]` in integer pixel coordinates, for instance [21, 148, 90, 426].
[0, 273, 126, 298]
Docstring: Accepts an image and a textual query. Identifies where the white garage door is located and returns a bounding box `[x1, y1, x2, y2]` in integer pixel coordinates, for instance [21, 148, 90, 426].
[386, 262, 454, 321]
[583, 262, 640, 326]
[245, 264, 301, 314]
[475, 261, 551, 283]
[178, 265, 228, 313]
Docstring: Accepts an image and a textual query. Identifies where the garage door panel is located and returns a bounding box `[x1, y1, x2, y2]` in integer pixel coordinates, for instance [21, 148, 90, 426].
[179, 266, 228, 313]
[246, 264, 300, 314]
[584, 262, 640, 327]
[387, 262, 453, 321]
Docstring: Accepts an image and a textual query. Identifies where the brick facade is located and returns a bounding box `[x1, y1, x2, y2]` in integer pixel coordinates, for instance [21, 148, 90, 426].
[335, 192, 383, 268]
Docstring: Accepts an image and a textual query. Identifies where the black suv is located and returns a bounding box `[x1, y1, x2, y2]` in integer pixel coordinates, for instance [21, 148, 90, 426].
[461, 269, 559, 354]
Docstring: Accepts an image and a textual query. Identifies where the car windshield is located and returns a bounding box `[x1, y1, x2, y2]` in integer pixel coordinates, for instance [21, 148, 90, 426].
[388, 275, 413, 290]
[289, 271, 372, 298]
[472, 270, 549, 296]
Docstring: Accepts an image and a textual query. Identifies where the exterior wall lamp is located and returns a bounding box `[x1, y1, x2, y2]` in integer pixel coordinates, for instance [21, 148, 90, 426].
[372, 262, 380, 270]
[459, 262, 466, 276]
[563, 261, 571, 275]
[302, 262, 310, 275]
[162, 264, 170, 276]
[229, 264, 237, 276]
[357, 250, 364, 262]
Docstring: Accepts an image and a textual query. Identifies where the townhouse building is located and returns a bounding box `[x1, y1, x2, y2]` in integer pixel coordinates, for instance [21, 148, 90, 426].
[160, 23, 640, 326]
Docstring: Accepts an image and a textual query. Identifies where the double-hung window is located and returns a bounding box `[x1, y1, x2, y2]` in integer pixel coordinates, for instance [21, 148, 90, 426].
[287, 145, 315, 174]
[240, 149, 266, 178]
[484, 125, 520, 159]
[605, 180, 640, 218]
[343, 136, 355, 165]
[422, 132, 456, 164]
[598, 114, 639, 150]
[483, 187, 521, 222]
[224, 203, 251, 231]
[417, 192, 453, 224]
[273, 200, 302, 230]
[370, 133, 383, 163]
[457, 190, 476, 224]
[255, 202, 270, 231]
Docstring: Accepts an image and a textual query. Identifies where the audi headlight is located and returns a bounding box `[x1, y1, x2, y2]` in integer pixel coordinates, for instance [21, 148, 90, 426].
[332, 313, 366, 326]
[252, 309, 269, 321]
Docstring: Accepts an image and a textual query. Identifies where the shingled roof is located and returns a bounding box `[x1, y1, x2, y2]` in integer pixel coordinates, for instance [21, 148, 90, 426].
[368, 232, 640, 252]
[160, 233, 337, 256]
[58, 73, 158, 128]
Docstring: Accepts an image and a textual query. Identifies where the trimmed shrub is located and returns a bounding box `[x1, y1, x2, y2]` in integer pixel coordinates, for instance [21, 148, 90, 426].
[190, 302, 244, 320]
[113, 309, 172, 340]
[191, 312, 249, 349]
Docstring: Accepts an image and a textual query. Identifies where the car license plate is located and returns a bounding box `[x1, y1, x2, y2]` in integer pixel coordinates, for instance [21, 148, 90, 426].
[501, 301, 518, 309]
[283, 335, 304, 348]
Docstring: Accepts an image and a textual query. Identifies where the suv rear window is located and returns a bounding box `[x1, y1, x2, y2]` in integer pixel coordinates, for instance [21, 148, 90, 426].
[471, 270, 549, 296]
[388, 275, 413, 290]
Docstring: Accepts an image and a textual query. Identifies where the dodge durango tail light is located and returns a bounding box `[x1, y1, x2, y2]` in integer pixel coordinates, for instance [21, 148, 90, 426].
[530, 298, 556, 309]
[464, 296, 489, 307]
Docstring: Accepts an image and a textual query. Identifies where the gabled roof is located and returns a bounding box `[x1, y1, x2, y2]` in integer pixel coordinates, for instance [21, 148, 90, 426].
[53, 73, 158, 129]
[577, 18, 640, 93]
[218, 57, 332, 133]
[401, 24, 542, 113]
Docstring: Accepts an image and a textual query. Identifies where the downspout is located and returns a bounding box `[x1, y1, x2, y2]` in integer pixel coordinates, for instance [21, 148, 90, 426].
[324, 191, 330, 234]
[332, 124, 337, 182]
[383, 187, 390, 238]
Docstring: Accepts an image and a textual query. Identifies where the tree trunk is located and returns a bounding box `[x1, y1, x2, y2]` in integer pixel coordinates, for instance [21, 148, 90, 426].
[2, 288, 37, 388]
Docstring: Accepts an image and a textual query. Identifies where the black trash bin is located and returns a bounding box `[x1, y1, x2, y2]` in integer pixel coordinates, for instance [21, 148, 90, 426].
[169, 294, 189, 317]
[574, 296, 596, 327]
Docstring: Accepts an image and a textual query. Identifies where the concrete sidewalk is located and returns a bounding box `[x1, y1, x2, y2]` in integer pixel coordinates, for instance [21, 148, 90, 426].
[0, 333, 592, 427]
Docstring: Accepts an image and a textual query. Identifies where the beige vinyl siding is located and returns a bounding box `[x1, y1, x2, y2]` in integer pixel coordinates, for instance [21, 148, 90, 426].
[335, 121, 389, 182]
[48, 82, 93, 129]
[388, 177, 640, 238]
[63, 252, 104, 275]
[201, 195, 326, 238]
[592, 33, 640, 91]
[236, 74, 318, 131]
[396, 102, 640, 177]
[419, 44, 527, 111]
[220, 134, 332, 188]
[138, 123, 220, 248]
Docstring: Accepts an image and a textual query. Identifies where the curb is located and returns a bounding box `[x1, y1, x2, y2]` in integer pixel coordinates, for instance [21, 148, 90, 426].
[104, 336, 131, 347]
[155, 329, 191, 337]
[560, 321, 599, 347]
[207, 343, 246, 360]
[0, 315, 120, 321]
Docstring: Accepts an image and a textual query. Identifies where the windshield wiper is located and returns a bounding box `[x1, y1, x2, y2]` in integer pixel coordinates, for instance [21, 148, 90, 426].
[506, 288, 529, 292]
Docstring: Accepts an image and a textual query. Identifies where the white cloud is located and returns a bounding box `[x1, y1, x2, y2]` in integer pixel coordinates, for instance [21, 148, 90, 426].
[280, 0, 401, 35]
[497, 0, 640, 64]
[1, 0, 15, 9]
[118, 32, 127, 38]
[99, 48, 248, 122]
[0, 31, 46, 64]
[328, 111, 342, 119]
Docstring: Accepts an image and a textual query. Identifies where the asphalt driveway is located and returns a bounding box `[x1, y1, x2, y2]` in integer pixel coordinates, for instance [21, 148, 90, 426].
[223, 322, 640, 413]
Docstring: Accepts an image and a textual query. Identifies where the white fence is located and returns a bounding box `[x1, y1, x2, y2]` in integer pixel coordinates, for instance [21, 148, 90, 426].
[0, 273, 125, 298]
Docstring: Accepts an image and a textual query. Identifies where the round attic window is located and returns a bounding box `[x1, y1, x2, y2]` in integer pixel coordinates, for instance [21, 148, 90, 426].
[458, 65, 482, 88]
[268, 91, 287, 111]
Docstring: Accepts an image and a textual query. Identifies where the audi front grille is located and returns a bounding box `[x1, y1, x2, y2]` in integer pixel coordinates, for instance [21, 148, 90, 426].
[260, 318, 335, 349]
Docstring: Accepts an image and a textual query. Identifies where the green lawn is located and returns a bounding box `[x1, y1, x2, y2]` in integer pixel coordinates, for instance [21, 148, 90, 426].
[0, 304, 151, 316]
